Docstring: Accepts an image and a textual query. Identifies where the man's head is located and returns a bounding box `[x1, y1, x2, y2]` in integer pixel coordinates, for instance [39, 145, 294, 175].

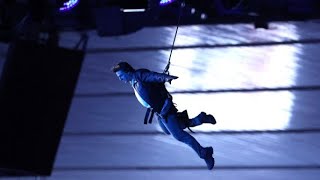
[111, 62, 135, 83]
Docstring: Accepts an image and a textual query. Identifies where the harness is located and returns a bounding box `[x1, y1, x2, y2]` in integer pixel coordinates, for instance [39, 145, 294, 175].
[144, 2, 195, 133]
[144, 1, 183, 125]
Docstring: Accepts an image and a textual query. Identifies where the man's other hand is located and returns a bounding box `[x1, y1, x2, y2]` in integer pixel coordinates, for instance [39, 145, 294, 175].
[167, 75, 178, 84]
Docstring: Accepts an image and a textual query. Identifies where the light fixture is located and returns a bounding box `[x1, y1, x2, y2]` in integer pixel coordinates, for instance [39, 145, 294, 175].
[159, 0, 176, 6]
[59, 0, 79, 12]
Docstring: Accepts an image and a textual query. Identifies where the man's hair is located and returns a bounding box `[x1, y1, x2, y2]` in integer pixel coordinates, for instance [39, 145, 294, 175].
[111, 62, 135, 73]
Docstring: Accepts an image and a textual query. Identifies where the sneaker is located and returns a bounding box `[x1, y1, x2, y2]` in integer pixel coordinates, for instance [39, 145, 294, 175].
[206, 114, 216, 125]
[204, 147, 215, 170]
[200, 112, 216, 125]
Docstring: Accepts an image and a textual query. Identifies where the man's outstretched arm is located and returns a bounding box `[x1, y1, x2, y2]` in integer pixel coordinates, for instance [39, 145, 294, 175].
[138, 71, 178, 84]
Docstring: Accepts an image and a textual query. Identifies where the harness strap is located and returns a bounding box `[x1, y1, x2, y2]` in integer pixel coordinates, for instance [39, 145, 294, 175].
[144, 108, 151, 124]
[149, 110, 154, 124]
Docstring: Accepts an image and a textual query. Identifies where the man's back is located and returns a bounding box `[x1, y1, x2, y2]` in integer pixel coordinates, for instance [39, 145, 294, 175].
[132, 69, 170, 112]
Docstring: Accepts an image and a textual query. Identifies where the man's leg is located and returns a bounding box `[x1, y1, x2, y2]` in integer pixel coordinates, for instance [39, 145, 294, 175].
[157, 116, 170, 135]
[162, 113, 214, 170]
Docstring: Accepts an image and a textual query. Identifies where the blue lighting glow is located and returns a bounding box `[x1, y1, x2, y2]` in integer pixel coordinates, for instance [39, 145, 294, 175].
[159, 0, 175, 6]
[59, 0, 79, 12]
[158, 23, 301, 132]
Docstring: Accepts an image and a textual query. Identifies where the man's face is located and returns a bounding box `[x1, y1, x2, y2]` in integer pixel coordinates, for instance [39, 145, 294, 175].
[116, 70, 131, 83]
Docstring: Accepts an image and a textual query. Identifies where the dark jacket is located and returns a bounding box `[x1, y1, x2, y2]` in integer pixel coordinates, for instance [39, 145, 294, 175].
[132, 69, 174, 113]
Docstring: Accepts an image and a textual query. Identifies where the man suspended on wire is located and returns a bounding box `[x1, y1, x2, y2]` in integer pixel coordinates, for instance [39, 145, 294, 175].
[111, 62, 216, 170]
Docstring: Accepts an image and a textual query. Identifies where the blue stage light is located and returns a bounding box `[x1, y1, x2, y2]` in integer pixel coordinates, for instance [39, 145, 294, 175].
[159, 0, 175, 6]
[59, 0, 79, 12]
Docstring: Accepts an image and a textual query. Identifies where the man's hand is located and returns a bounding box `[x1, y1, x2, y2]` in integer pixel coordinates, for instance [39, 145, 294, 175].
[166, 75, 178, 84]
